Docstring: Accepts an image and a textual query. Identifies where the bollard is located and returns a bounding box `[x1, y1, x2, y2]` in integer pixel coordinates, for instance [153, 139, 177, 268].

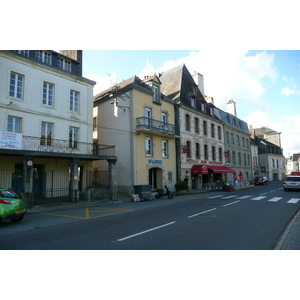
[85, 207, 90, 219]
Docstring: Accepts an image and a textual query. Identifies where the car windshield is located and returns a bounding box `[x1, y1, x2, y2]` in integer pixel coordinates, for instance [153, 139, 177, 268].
[0, 189, 20, 199]
[287, 177, 300, 182]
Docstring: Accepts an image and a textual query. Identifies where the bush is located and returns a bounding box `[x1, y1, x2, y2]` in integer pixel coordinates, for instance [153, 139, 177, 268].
[175, 181, 189, 192]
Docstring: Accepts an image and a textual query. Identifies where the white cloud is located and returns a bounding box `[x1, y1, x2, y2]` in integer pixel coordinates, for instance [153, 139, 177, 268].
[281, 87, 294, 96]
[87, 73, 117, 95]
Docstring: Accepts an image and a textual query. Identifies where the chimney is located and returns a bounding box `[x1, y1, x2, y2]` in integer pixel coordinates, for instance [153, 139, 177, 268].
[205, 96, 214, 105]
[192, 72, 204, 96]
[59, 50, 82, 76]
[227, 99, 237, 116]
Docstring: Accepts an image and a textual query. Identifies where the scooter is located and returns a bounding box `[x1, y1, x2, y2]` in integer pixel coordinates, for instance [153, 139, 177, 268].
[155, 185, 173, 199]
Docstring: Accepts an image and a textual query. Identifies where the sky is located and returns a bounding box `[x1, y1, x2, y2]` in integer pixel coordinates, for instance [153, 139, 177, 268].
[83, 50, 300, 158]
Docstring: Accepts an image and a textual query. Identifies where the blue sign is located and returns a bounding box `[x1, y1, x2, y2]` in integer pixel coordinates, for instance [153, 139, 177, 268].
[148, 159, 162, 165]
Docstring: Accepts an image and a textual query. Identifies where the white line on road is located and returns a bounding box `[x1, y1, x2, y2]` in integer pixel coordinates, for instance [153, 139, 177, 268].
[270, 190, 277, 193]
[208, 195, 225, 198]
[222, 195, 238, 199]
[236, 195, 252, 199]
[187, 208, 217, 219]
[268, 197, 282, 202]
[223, 200, 241, 207]
[117, 221, 176, 242]
[251, 196, 267, 201]
[287, 198, 300, 204]
[259, 192, 268, 195]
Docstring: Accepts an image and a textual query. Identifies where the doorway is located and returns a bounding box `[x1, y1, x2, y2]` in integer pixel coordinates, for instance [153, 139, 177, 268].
[149, 168, 162, 189]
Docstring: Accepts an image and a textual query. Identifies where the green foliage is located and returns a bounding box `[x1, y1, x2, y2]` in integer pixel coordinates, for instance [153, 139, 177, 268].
[175, 181, 189, 192]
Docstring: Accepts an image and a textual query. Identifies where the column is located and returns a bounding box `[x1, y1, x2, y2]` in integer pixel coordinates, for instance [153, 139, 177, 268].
[108, 159, 117, 201]
[70, 159, 79, 203]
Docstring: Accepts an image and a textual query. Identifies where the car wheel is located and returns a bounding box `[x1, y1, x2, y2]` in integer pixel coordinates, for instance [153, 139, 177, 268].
[10, 216, 24, 222]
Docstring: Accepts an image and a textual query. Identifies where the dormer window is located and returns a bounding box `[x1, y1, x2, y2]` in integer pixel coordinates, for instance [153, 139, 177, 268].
[192, 84, 197, 95]
[191, 96, 196, 108]
[201, 102, 206, 112]
[35, 50, 51, 65]
[152, 85, 160, 104]
[58, 57, 71, 72]
[210, 106, 214, 116]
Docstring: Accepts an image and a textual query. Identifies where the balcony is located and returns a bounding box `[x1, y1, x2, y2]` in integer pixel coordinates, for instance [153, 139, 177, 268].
[136, 117, 180, 137]
[0, 134, 115, 157]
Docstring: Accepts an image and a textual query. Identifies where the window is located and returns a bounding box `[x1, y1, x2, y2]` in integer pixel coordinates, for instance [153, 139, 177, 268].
[238, 152, 241, 165]
[41, 122, 53, 146]
[204, 144, 208, 160]
[43, 82, 54, 106]
[57, 57, 71, 72]
[242, 137, 245, 147]
[7, 116, 21, 133]
[162, 140, 168, 158]
[203, 121, 207, 135]
[218, 147, 222, 162]
[210, 107, 214, 116]
[152, 86, 159, 103]
[9, 72, 24, 99]
[70, 90, 79, 112]
[211, 123, 215, 138]
[13, 50, 29, 56]
[168, 172, 173, 183]
[35, 50, 51, 65]
[244, 153, 246, 166]
[191, 96, 196, 108]
[218, 126, 222, 140]
[232, 151, 236, 164]
[187, 141, 191, 158]
[201, 102, 206, 112]
[196, 143, 200, 159]
[145, 137, 153, 156]
[185, 114, 190, 131]
[69, 127, 79, 148]
[161, 112, 167, 125]
[225, 131, 229, 143]
[195, 118, 199, 133]
[231, 133, 234, 144]
[144, 107, 152, 128]
[237, 135, 240, 146]
[212, 146, 216, 161]
[93, 117, 97, 131]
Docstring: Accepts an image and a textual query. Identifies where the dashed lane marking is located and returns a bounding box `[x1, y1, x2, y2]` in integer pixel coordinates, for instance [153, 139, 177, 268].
[251, 196, 267, 201]
[287, 198, 300, 204]
[268, 197, 282, 202]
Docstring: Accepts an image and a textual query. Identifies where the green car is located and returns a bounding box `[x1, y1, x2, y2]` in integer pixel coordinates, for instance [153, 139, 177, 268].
[0, 188, 27, 223]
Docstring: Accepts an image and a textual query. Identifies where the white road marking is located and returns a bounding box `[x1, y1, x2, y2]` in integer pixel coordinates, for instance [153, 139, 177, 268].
[251, 196, 267, 201]
[260, 192, 268, 195]
[208, 195, 225, 198]
[287, 198, 300, 204]
[117, 221, 176, 242]
[221, 195, 238, 199]
[270, 190, 277, 193]
[223, 200, 241, 207]
[188, 208, 217, 219]
[236, 195, 252, 199]
[268, 197, 282, 202]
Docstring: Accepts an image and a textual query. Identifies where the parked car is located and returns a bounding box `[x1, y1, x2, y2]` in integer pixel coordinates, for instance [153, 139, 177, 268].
[283, 176, 300, 191]
[0, 188, 27, 223]
[254, 176, 268, 185]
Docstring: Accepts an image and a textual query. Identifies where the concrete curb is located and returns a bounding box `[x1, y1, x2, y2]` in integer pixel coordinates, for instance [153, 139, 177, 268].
[274, 208, 300, 250]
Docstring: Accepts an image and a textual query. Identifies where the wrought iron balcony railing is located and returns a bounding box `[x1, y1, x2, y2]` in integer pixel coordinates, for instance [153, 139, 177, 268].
[19, 135, 115, 157]
[136, 117, 180, 136]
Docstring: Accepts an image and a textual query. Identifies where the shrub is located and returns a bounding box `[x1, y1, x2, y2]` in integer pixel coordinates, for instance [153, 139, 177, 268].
[175, 181, 189, 192]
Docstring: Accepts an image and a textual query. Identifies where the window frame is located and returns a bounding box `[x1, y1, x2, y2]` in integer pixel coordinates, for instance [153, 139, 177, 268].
[7, 116, 22, 133]
[162, 139, 168, 158]
[70, 90, 79, 112]
[145, 137, 153, 156]
[42, 81, 54, 107]
[41, 122, 53, 146]
[69, 127, 79, 149]
[9, 72, 24, 100]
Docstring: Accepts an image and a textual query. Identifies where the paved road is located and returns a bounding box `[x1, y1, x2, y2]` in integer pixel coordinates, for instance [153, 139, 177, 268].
[1, 183, 299, 249]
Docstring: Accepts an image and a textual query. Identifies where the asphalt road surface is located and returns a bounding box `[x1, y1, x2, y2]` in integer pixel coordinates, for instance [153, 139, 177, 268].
[1, 183, 299, 250]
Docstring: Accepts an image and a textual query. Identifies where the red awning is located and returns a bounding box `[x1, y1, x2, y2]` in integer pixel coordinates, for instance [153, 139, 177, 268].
[191, 165, 209, 175]
[208, 166, 235, 173]
[192, 165, 234, 175]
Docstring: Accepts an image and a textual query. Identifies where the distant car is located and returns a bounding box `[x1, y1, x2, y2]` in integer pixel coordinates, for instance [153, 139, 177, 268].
[0, 188, 27, 223]
[254, 176, 268, 185]
[283, 176, 300, 191]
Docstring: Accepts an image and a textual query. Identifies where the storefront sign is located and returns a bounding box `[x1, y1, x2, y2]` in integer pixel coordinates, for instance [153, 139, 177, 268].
[148, 159, 162, 165]
[0, 131, 22, 150]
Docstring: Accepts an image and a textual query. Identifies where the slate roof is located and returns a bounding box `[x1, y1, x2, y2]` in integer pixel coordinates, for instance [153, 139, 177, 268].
[159, 64, 206, 105]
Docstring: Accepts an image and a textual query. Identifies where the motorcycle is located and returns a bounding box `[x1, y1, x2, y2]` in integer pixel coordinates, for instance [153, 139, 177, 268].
[155, 185, 173, 199]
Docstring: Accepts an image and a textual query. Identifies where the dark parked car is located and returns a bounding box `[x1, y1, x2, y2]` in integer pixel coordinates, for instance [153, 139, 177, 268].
[254, 176, 268, 185]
